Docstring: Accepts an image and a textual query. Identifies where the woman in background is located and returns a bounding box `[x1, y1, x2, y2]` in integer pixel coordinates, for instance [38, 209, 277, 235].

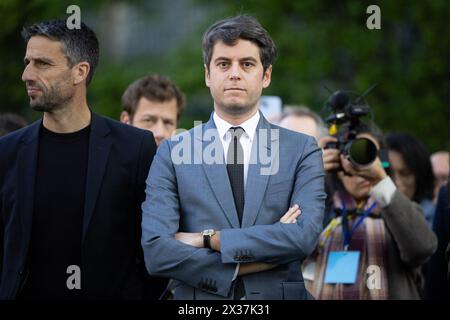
[385, 133, 436, 227]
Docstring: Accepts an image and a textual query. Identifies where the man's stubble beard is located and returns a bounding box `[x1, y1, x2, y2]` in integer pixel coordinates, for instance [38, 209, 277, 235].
[219, 97, 259, 117]
[30, 81, 74, 113]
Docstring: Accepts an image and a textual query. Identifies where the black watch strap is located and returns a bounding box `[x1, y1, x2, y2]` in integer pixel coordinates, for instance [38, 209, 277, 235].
[203, 234, 211, 249]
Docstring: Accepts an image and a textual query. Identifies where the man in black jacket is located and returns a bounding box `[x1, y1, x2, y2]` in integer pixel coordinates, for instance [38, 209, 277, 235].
[0, 19, 157, 299]
[426, 185, 450, 299]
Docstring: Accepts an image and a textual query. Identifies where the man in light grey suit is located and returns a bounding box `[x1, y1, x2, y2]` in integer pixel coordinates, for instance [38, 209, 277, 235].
[141, 15, 326, 300]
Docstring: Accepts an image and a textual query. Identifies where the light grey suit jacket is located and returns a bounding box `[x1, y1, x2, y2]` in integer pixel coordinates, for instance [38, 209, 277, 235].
[141, 112, 326, 299]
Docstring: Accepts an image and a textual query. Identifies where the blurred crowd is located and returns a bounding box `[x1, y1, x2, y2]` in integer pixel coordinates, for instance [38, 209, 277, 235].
[272, 105, 449, 299]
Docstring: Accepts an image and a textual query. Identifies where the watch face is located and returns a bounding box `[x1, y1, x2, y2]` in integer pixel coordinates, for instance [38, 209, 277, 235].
[203, 229, 215, 236]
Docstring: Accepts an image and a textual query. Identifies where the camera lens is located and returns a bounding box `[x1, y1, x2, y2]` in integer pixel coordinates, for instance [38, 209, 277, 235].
[347, 137, 377, 166]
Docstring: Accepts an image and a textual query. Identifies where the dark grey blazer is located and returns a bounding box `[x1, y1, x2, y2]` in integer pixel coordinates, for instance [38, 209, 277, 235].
[141, 112, 326, 299]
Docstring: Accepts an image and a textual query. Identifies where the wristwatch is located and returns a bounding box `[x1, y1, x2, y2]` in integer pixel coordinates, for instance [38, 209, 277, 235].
[202, 229, 216, 249]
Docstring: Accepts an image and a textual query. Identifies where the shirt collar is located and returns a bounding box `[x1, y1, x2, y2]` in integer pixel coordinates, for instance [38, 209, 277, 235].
[213, 110, 260, 142]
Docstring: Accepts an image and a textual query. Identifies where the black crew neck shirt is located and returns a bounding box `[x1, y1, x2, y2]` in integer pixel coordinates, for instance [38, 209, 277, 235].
[18, 124, 90, 299]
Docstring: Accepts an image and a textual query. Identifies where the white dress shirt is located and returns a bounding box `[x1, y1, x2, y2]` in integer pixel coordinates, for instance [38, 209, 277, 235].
[213, 111, 260, 189]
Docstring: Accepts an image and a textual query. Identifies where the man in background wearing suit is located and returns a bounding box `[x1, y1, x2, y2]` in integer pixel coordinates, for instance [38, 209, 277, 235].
[0, 20, 157, 299]
[141, 15, 326, 300]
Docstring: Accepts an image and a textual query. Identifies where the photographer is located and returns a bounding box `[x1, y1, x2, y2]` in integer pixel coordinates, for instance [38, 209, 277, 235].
[303, 124, 437, 299]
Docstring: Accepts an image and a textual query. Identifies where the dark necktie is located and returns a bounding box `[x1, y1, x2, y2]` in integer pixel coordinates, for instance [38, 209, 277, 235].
[226, 127, 245, 225]
[226, 126, 246, 299]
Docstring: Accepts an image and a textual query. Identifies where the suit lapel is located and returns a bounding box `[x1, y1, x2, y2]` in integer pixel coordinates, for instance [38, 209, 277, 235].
[17, 121, 41, 256]
[82, 114, 111, 241]
[242, 114, 279, 227]
[198, 115, 240, 228]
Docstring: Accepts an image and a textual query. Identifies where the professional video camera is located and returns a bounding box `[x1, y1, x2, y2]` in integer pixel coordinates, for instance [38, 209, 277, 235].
[323, 84, 379, 168]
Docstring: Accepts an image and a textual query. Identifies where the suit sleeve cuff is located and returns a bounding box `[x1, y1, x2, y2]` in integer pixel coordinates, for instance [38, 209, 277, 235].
[370, 176, 397, 208]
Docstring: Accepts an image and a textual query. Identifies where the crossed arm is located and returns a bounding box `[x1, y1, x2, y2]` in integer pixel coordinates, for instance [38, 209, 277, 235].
[175, 205, 301, 275]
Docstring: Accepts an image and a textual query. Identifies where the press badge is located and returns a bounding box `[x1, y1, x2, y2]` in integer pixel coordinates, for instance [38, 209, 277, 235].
[324, 251, 360, 284]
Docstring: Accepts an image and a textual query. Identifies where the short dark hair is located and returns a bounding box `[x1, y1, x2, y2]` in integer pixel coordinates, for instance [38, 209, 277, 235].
[121, 74, 186, 120]
[22, 19, 99, 86]
[202, 15, 277, 72]
[385, 132, 435, 202]
[0, 113, 27, 137]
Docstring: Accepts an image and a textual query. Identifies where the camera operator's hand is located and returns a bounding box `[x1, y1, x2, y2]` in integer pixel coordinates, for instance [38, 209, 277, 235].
[340, 154, 387, 186]
[319, 136, 341, 172]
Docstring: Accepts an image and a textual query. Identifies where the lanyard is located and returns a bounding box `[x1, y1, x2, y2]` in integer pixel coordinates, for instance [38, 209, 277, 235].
[319, 217, 341, 248]
[340, 195, 377, 251]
